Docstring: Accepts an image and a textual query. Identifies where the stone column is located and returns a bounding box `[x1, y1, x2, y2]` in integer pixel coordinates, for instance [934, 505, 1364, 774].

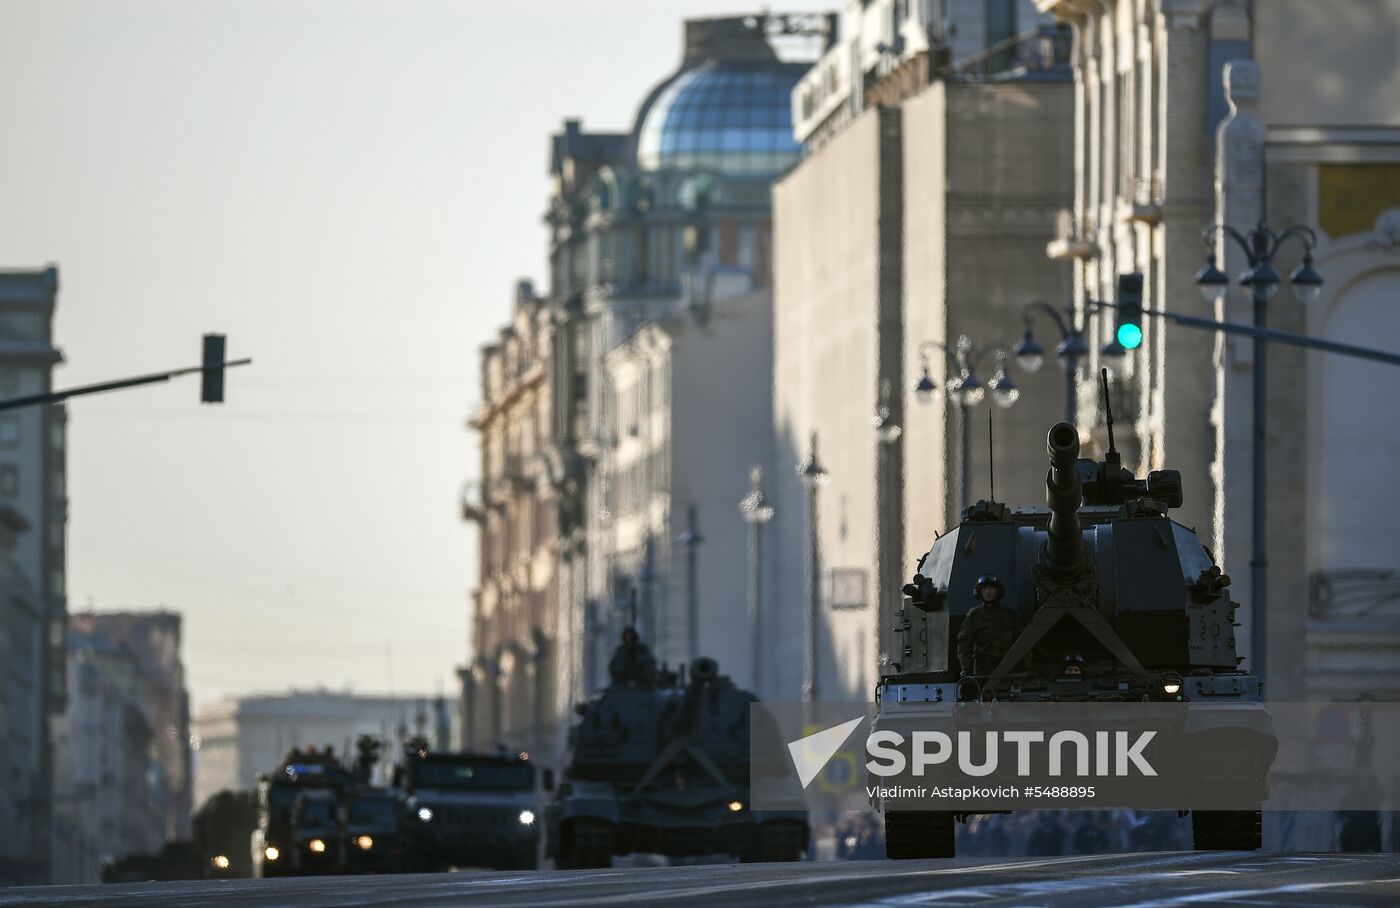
[1210, 58, 1263, 671]
[1155, 0, 1215, 533]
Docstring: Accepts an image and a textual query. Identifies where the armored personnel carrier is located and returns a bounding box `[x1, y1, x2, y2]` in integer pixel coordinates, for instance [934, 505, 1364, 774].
[193, 789, 256, 877]
[876, 386, 1276, 857]
[251, 747, 352, 878]
[546, 637, 808, 867]
[396, 739, 542, 871]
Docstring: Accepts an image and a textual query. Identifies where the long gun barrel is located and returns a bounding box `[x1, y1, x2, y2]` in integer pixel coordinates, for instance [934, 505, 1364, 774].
[1045, 422, 1085, 577]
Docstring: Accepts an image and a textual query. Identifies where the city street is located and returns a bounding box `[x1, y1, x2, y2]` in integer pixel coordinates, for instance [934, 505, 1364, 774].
[3, 853, 1398, 907]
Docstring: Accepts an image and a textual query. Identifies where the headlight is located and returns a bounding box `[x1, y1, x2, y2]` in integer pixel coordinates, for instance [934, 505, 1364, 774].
[518, 809, 536, 826]
[211, 855, 230, 870]
[1160, 674, 1184, 698]
[309, 839, 327, 853]
[356, 835, 374, 850]
[264, 846, 280, 861]
[728, 800, 744, 812]
[417, 806, 434, 822]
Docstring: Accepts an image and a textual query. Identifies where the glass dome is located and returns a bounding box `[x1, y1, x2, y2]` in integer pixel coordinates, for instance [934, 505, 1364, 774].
[635, 63, 806, 177]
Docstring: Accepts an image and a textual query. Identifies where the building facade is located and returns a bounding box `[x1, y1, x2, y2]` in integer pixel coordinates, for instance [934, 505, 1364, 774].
[0, 266, 68, 885]
[461, 281, 559, 757]
[1036, 0, 1400, 705]
[601, 278, 774, 687]
[772, 11, 1074, 704]
[49, 621, 162, 883]
[0, 505, 42, 884]
[193, 690, 448, 808]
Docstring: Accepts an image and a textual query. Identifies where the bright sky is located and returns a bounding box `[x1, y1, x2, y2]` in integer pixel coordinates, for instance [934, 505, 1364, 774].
[0, 1, 830, 708]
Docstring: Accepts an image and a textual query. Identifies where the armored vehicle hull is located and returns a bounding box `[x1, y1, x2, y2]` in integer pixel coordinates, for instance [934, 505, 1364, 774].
[547, 656, 808, 867]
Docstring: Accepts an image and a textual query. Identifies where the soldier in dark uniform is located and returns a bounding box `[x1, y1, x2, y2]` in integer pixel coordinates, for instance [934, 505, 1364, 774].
[956, 574, 1021, 677]
[608, 626, 657, 687]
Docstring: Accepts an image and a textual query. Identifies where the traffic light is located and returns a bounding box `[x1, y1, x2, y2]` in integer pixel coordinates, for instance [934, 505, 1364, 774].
[200, 333, 226, 403]
[1115, 272, 1144, 351]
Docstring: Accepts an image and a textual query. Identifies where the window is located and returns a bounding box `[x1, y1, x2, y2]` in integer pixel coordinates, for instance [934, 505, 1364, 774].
[0, 464, 17, 497]
[0, 417, 17, 448]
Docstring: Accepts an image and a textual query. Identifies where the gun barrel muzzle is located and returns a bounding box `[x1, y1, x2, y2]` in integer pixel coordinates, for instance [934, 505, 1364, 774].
[1045, 423, 1084, 575]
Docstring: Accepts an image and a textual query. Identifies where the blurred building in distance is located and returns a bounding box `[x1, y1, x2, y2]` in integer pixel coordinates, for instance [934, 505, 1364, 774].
[192, 690, 450, 807]
[459, 282, 558, 756]
[0, 265, 68, 885]
[48, 611, 190, 884]
[772, 4, 1073, 702]
[0, 505, 43, 884]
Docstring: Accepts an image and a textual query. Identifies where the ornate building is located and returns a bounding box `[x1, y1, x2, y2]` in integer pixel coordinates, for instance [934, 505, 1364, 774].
[460, 281, 557, 756]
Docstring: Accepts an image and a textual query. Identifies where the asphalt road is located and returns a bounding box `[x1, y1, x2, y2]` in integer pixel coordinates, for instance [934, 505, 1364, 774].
[3, 853, 1398, 907]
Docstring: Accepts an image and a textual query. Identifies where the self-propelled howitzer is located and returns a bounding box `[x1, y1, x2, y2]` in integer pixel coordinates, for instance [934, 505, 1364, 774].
[893, 421, 1235, 695]
[874, 417, 1274, 857]
[545, 645, 808, 868]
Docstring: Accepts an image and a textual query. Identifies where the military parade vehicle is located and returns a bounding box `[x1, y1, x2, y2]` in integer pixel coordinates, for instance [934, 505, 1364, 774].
[395, 739, 543, 871]
[876, 377, 1276, 858]
[288, 789, 346, 874]
[251, 747, 352, 878]
[192, 789, 256, 878]
[343, 788, 408, 873]
[545, 633, 809, 868]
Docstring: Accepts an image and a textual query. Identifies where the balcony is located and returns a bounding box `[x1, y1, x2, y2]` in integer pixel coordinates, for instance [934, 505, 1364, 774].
[1046, 208, 1097, 261]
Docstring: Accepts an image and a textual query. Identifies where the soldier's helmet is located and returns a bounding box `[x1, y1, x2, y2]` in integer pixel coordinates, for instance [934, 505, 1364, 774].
[1062, 653, 1086, 676]
[621, 626, 639, 645]
[973, 574, 1004, 598]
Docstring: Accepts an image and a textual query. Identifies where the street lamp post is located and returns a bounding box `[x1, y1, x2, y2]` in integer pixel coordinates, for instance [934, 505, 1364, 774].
[873, 379, 903, 677]
[796, 433, 828, 721]
[914, 336, 1019, 514]
[739, 466, 775, 696]
[676, 504, 704, 665]
[1010, 301, 1091, 426]
[1196, 220, 1322, 686]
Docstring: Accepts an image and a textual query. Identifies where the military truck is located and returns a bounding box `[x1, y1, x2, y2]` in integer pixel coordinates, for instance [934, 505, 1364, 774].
[343, 788, 407, 874]
[289, 789, 346, 874]
[396, 742, 542, 871]
[251, 748, 351, 878]
[546, 639, 809, 868]
[192, 789, 256, 878]
[877, 390, 1276, 857]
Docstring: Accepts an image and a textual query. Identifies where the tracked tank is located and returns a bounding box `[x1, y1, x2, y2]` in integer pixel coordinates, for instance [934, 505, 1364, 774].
[545, 639, 808, 867]
[874, 398, 1276, 857]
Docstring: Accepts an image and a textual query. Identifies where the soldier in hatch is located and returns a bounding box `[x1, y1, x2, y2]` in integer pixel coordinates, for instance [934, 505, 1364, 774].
[957, 574, 1021, 677]
[608, 626, 657, 687]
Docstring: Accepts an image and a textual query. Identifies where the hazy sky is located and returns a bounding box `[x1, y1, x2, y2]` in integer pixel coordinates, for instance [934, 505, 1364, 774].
[0, 1, 830, 708]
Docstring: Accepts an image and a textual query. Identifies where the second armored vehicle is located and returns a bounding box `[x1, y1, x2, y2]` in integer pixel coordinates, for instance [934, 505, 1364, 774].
[546, 638, 809, 868]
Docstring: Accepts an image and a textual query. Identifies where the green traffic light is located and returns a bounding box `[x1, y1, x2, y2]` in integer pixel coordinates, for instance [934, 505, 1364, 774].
[1117, 322, 1143, 350]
